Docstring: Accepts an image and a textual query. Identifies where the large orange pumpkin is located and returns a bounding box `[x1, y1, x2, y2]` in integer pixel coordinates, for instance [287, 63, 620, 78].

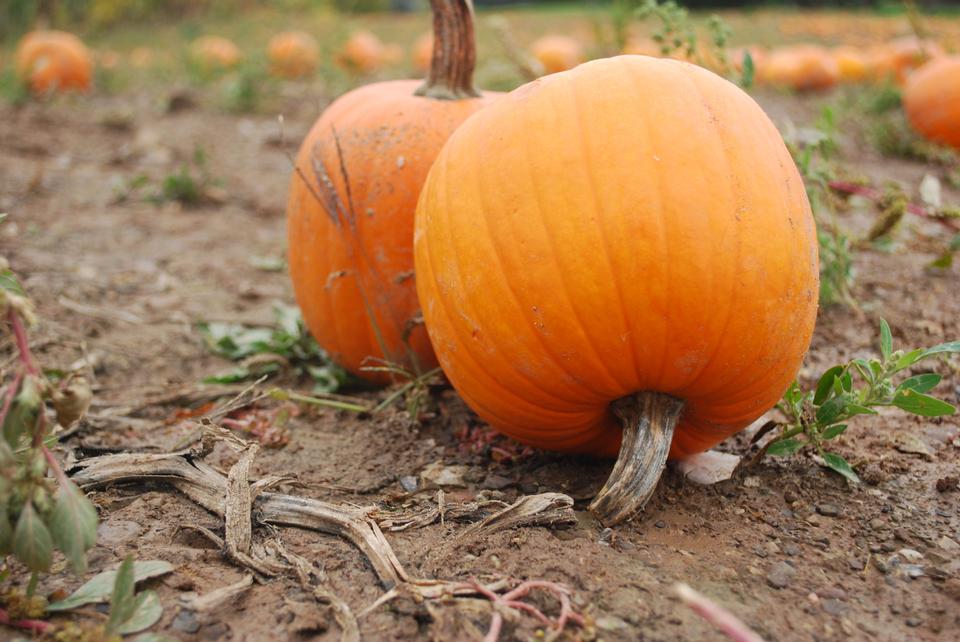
[414, 55, 819, 523]
[15, 30, 93, 94]
[190, 36, 242, 71]
[288, 0, 498, 383]
[268, 31, 320, 78]
[903, 56, 960, 149]
[530, 35, 585, 75]
[337, 30, 386, 74]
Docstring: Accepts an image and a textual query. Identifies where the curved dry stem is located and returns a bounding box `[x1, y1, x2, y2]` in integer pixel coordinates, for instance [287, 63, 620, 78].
[588, 391, 684, 525]
[416, 0, 480, 99]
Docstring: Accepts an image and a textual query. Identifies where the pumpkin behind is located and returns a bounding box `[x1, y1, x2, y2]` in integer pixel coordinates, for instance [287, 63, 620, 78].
[15, 30, 93, 95]
[903, 56, 960, 149]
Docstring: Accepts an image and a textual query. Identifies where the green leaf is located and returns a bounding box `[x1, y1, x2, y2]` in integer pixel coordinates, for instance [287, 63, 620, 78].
[891, 389, 957, 417]
[822, 452, 860, 483]
[3, 376, 42, 448]
[815, 396, 849, 425]
[48, 560, 174, 612]
[895, 348, 926, 370]
[116, 590, 163, 635]
[0, 508, 12, 555]
[107, 556, 137, 634]
[741, 50, 754, 88]
[0, 269, 25, 295]
[930, 252, 954, 269]
[845, 404, 878, 418]
[821, 424, 848, 440]
[766, 438, 804, 456]
[897, 373, 942, 395]
[12, 502, 53, 572]
[915, 341, 960, 362]
[879, 319, 893, 360]
[814, 366, 844, 405]
[49, 480, 98, 573]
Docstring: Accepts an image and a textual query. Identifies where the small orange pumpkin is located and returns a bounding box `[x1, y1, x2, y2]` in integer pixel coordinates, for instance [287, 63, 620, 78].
[288, 0, 499, 382]
[337, 30, 386, 74]
[415, 56, 819, 523]
[268, 31, 320, 78]
[15, 30, 93, 95]
[759, 45, 839, 91]
[832, 46, 869, 83]
[530, 35, 585, 75]
[191, 36, 242, 71]
[903, 56, 960, 149]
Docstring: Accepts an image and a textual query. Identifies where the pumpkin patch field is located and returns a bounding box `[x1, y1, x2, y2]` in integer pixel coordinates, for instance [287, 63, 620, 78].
[1, 2, 959, 641]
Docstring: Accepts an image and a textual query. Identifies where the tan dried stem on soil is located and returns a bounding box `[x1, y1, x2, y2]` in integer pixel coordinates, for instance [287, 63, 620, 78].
[68, 423, 584, 639]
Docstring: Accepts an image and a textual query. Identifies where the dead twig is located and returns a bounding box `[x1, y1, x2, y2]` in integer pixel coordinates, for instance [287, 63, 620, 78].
[179, 574, 254, 612]
[456, 492, 576, 543]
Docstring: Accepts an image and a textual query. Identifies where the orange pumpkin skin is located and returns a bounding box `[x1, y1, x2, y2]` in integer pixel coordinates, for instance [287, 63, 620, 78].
[338, 31, 385, 74]
[15, 30, 93, 94]
[531, 35, 585, 74]
[268, 31, 320, 78]
[191, 36, 242, 70]
[414, 56, 819, 459]
[903, 56, 960, 149]
[287, 81, 497, 381]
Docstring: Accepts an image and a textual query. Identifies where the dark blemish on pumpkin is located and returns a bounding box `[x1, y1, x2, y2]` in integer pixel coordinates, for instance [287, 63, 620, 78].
[394, 270, 415, 284]
[471, 328, 480, 339]
[325, 270, 349, 289]
[366, 208, 375, 217]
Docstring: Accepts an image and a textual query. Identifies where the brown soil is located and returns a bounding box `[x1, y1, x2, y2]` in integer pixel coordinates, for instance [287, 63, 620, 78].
[1, 84, 958, 642]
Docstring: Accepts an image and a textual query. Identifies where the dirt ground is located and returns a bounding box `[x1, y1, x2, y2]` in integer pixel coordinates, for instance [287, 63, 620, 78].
[2, 78, 959, 642]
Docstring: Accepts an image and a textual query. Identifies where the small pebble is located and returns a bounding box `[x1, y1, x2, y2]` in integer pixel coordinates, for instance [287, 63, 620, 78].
[172, 610, 201, 634]
[654, 520, 666, 529]
[906, 618, 923, 628]
[398, 476, 418, 492]
[817, 587, 847, 600]
[822, 599, 847, 616]
[816, 503, 840, 517]
[849, 558, 865, 571]
[869, 518, 885, 530]
[766, 561, 796, 589]
[785, 544, 801, 556]
[784, 489, 800, 503]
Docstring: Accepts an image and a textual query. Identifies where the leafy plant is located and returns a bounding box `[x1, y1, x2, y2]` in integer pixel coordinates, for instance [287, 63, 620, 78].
[785, 108, 855, 307]
[1, 261, 97, 589]
[766, 320, 959, 481]
[199, 304, 350, 393]
[156, 146, 216, 206]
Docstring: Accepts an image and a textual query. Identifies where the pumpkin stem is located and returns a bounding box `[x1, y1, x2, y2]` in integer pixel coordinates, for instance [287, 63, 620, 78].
[589, 392, 684, 525]
[416, 0, 481, 100]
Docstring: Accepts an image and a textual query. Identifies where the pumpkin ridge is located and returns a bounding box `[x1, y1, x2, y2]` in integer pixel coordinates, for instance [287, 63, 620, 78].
[565, 68, 645, 389]
[421, 152, 596, 410]
[671, 65, 743, 396]
[468, 129, 616, 399]
[513, 88, 627, 395]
